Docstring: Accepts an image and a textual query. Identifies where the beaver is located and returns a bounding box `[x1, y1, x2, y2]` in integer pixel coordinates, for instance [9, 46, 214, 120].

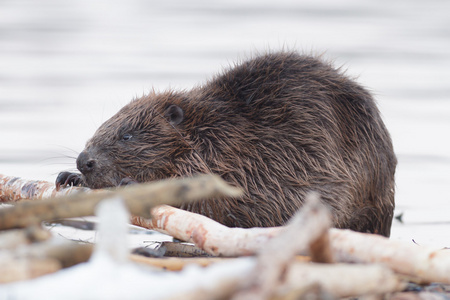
[57, 51, 397, 237]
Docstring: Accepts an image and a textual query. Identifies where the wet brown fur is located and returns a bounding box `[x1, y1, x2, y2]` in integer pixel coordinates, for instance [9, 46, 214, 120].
[75, 52, 397, 236]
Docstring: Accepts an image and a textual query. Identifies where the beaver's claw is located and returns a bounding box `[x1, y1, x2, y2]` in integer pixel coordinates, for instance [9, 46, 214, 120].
[55, 172, 83, 191]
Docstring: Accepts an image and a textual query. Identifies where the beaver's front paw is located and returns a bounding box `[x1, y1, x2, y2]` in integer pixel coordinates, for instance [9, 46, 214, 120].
[56, 171, 84, 190]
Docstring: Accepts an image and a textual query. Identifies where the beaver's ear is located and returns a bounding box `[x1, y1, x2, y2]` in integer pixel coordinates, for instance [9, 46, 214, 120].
[165, 104, 184, 126]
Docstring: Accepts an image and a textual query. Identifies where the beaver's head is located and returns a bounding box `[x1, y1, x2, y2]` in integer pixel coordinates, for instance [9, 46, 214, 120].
[76, 92, 193, 188]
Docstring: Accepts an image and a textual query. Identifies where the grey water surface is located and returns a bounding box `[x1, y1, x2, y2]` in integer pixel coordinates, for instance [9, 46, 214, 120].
[1, 0, 450, 246]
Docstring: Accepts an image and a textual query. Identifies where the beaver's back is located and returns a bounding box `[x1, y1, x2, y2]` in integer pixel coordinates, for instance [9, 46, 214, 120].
[180, 52, 396, 236]
[70, 52, 396, 236]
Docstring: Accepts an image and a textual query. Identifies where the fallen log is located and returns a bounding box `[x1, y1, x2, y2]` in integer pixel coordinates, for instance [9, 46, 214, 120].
[18, 241, 94, 269]
[0, 239, 93, 283]
[132, 205, 283, 257]
[330, 228, 450, 284]
[0, 226, 51, 250]
[281, 263, 405, 298]
[172, 262, 405, 300]
[2, 174, 450, 285]
[0, 174, 241, 230]
[139, 205, 450, 284]
[233, 193, 333, 299]
[0, 174, 89, 202]
[0, 257, 62, 283]
[129, 255, 232, 271]
[133, 242, 212, 258]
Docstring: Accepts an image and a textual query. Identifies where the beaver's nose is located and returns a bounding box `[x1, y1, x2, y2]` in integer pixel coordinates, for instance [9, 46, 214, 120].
[77, 151, 96, 174]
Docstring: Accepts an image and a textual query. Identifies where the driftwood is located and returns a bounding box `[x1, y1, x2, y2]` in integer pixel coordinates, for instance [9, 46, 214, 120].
[139, 204, 450, 284]
[229, 195, 404, 299]
[166, 196, 403, 299]
[49, 219, 96, 230]
[0, 222, 91, 283]
[0, 257, 62, 283]
[132, 205, 283, 257]
[329, 228, 450, 284]
[0, 174, 241, 230]
[0, 174, 90, 202]
[233, 193, 333, 299]
[0, 240, 93, 283]
[14, 241, 94, 269]
[2, 174, 450, 289]
[174, 262, 405, 300]
[0, 225, 61, 282]
[129, 255, 232, 271]
[0, 226, 51, 250]
[282, 263, 405, 298]
[133, 242, 212, 258]
[159, 242, 211, 257]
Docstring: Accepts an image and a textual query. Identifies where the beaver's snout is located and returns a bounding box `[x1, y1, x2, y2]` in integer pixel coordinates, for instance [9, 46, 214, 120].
[76, 151, 97, 175]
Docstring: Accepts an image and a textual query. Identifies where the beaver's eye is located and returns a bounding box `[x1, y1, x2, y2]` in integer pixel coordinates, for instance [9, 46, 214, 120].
[122, 133, 133, 141]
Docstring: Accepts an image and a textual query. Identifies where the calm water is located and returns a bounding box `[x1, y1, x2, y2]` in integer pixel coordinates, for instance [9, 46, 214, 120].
[1, 0, 450, 246]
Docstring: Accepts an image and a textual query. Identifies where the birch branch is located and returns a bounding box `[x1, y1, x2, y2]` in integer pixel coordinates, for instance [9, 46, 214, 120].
[0, 240, 93, 283]
[329, 228, 450, 284]
[133, 205, 450, 284]
[129, 255, 231, 271]
[0, 226, 51, 250]
[2, 174, 450, 285]
[0, 174, 241, 230]
[232, 193, 333, 299]
[0, 258, 62, 283]
[131, 206, 283, 257]
[16, 240, 94, 268]
[281, 262, 405, 298]
[171, 262, 405, 300]
[0, 174, 89, 202]
[135, 241, 212, 257]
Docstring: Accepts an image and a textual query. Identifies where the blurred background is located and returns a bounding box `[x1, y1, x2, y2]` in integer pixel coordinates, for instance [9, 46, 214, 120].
[1, 0, 449, 245]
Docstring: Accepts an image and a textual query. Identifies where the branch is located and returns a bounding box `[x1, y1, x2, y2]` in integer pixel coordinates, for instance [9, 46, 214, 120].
[0, 174, 88, 202]
[133, 204, 450, 285]
[132, 206, 283, 257]
[0, 225, 51, 249]
[232, 193, 333, 299]
[329, 228, 450, 284]
[0, 174, 241, 230]
[170, 262, 404, 300]
[2, 174, 450, 285]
